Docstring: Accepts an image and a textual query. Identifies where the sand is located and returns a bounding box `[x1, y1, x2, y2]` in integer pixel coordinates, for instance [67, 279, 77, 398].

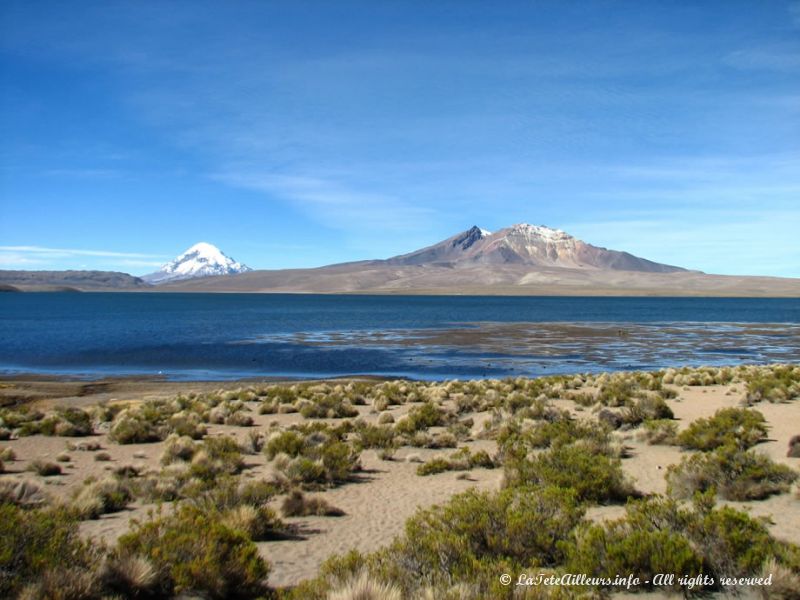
[1, 374, 798, 591]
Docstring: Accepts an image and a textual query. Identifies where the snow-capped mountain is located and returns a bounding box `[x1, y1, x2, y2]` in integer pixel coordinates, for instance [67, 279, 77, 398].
[387, 223, 685, 273]
[144, 242, 252, 284]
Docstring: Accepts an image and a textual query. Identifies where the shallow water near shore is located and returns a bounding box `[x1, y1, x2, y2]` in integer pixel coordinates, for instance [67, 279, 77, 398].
[1, 293, 799, 380]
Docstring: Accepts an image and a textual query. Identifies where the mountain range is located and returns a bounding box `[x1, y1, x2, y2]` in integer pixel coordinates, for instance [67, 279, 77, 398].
[2, 224, 799, 296]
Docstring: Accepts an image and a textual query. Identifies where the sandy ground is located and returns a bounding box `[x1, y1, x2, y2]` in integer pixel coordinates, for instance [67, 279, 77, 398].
[1, 376, 798, 592]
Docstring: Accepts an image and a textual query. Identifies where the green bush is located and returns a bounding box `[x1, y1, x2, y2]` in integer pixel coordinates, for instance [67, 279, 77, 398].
[416, 448, 496, 476]
[677, 408, 768, 451]
[561, 493, 795, 593]
[281, 490, 345, 517]
[394, 403, 447, 435]
[298, 394, 359, 419]
[320, 441, 360, 482]
[639, 419, 679, 445]
[416, 457, 453, 476]
[398, 486, 584, 585]
[118, 504, 269, 599]
[745, 365, 800, 403]
[72, 477, 133, 519]
[282, 456, 328, 486]
[622, 394, 674, 425]
[504, 443, 637, 504]
[188, 436, 245, 483]
[666, 445, 797, 501]
[0, 504, 97, 598]
[264, 430, 307, 460]
[267, 426, 361, 486]
[109, 414, 163, 444]
[354, 423, 396, 450]
[564, 520, 703, 592]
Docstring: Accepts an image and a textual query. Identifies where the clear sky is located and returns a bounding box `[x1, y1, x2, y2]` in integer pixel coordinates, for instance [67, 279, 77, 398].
[1, 1, 798, 277]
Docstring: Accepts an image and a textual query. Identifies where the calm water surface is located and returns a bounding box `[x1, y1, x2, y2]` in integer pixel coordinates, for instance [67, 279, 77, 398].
[0, 293, 798, 380]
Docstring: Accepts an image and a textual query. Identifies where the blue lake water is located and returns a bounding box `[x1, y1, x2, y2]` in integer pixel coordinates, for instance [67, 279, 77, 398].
[1, 293, 799, 380]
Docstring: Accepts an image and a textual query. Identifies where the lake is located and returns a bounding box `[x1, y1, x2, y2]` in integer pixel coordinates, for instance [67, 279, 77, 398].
[1, 293, 799, 380]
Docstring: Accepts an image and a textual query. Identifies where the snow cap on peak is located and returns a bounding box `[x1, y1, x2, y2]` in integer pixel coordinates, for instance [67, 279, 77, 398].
[179, 242, 227, 260]
[509, 223, 571, 240]
[144, 242, 252, 284]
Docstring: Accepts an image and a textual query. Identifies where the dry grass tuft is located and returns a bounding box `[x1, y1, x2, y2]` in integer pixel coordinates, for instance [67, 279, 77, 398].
[328, 571, 403, 600]
[281, 490, 345, 517]
[28, 459, 61, 476]
[0, 478, 49, 507]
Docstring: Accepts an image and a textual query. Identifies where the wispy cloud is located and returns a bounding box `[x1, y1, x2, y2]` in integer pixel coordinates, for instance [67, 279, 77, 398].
[725, 46, 800, 72]
[0, 246, 167, 259]
[214, 171, 436, 233]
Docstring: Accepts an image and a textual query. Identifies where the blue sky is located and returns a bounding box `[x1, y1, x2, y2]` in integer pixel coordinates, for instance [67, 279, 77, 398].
[1, 0, 798, 277]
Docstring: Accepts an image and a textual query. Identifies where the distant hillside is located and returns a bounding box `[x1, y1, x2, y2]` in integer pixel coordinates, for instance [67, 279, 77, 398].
[0, 270, 150, 291]
[5, 224, 799, 296]
[159, 223, 800, 297]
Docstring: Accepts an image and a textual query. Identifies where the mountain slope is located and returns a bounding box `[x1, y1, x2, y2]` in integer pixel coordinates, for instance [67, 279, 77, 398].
[0, 270, 149, 291]
[144, 242, 251, 283]
[387, 224, 686, 272]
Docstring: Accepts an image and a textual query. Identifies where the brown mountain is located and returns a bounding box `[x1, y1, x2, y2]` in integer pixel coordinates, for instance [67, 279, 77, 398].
[0, 270, 150, 291]
[386, 224, 687, 272]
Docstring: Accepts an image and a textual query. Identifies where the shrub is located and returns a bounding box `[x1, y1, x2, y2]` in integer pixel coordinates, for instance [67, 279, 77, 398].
[221, 504, 285, 541]
[108, 414, 162, 444]
[168, 411, 207, 439]
[677, 408, 768, 451]
[281, 490, 345, 517]
[268, 428, 361, 486]
[623, 394, 674, 425]
[160, 434, 197, 465]
[561, 493, 793, 593]
[29, 459, 61, 477]
[188, 436, 245, 483]
[745, 365, 800, 403]
[416, 457, 453, 476]
[243, 430, 264, 454]
[264, 430, 306, 459]
[0, 479, 49, 508]
[354, 424, 396, 450]
[504, 443, 637, 504]
[638, 419, 679, 445]
[400, 485, 584, 581]
[99, 552, 160, 598]
[564, 519, 703, 592]
[0, 504, 97, 598]
[320, 441, 360, 482]
[118, 504, 269, 599]
[416, 448, 496, 476]
[395, 403, 447, 435]
[788, 435, 800, 458]
[281, 456, 328, 486]
[94, 451, 112, 462]
[666, 445, 798, 501]
[299, 395, 359, 419]
[71, 478, 132, 519]
[328, 571, 402, 600]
